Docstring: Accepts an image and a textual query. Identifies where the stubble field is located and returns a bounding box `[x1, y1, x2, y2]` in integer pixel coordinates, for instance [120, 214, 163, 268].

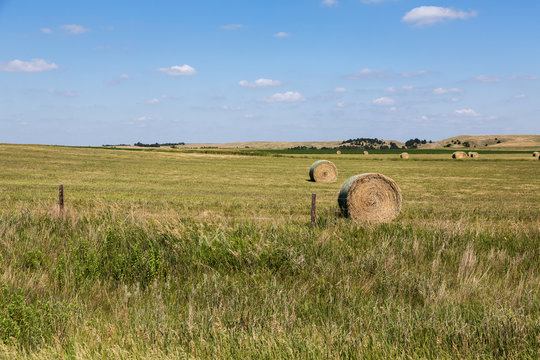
[0, 143, 538, 358]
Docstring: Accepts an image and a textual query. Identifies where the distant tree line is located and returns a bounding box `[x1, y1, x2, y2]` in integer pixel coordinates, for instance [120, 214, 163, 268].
[286, 137, 435, 151]
[103, 142, 185, 147]
[288, 146, 318, 150]
[341, 138, 384, 146]
[404, 138, 432, 148]
[134, 142, 185, 147]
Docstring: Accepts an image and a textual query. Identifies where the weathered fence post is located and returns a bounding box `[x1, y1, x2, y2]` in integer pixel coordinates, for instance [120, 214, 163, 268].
[311, 193, 316, 228]
[59, 184, 64, 212]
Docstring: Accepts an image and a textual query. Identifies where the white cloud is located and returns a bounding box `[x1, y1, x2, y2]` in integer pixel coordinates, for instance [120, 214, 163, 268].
[455, 109, 480, 116]
[513, 94, 526, 99]
[136, 116, 153, 122]
[40, 28, 53, 34]
[334, 87, 346, 93]
[135, 115, 154, 122]
[322, 0, 338, 6]
[451, 97, 460, 102]
[262, 91, 305, 103]
[221, 24, 243, 30]
[0, 58, 58, 72]
[433, 87, 461, 94]
[243, 114, 255, 119]
[372, 97, 395, 106]
[337, 102, 345, 108]
[108, 74, 130, 85]
[274, 32, 289, 38]
[385, 87, 397, 93]
[239, 78, 281, 88]
[156, 64, 197, 77]
[145, 98, 160, 104]
[220, 105, 241, 111]
[60, 24, 89, 34]
[401, 70, 428, 78]
[475, 75, 501, 83]
[349, 68, 386, 79]
[402, 85, 414, 91]
[403, 6, 477, 27]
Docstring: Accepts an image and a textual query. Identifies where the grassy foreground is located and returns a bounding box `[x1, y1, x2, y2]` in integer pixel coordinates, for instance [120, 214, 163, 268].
[0, 144, 539, 358]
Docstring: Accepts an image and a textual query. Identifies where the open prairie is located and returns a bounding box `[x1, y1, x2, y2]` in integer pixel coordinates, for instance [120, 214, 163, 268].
[0, 144, 539, 358]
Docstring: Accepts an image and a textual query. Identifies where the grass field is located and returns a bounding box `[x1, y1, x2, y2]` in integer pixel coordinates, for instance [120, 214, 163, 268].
[0, 143, 539, 358]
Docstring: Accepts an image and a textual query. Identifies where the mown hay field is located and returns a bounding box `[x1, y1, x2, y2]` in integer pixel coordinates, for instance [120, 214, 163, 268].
[0, 144, 539, 359]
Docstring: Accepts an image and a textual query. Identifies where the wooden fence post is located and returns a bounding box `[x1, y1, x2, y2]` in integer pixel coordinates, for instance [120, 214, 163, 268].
[311, 193, 316, 228]
[59, 184, 64, 212]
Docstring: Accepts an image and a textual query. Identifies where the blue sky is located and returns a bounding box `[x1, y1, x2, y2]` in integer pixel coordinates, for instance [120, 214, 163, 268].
[1, 0, 539, 145]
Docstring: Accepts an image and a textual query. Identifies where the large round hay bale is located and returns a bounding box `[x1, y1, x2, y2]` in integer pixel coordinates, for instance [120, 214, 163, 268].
[363, 151, 369, 155]
[338, 173, 402, 222]
[533, 151, 539, 157]
[400, 152, 409, 159]
[309, 160, 338, 183]
[469, 152, 479, 158]
[452, 151, 467, 159]
[336, 150, 341, 155]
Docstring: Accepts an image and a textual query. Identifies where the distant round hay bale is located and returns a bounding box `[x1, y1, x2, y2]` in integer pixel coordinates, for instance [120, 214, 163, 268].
[363, 151, 369, 155]
[309, 160, 338, 183]
[469, 152, 479, 158]
[452, 151, 467, 159]
[533, 151, 539, 157]
[400, 152, 409, 159]
[338, 173, 402, 222]
[336, 150, 341, 155]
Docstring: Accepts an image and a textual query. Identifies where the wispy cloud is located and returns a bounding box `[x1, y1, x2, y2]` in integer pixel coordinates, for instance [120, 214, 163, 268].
[145, 98, 160, 105]
[261, 91, 305, 103]
[0, 58, 58, 72]
[46, 88, 76, 97]
[455, 109, 480, 116]
[60, 24, 89, 34]
[108, 74, 130, 85]
[156, 64, 197, 77]
[475, 75, 501, 83]
[372, 97, 395, 106]
[220, 24, 243, 30]
[348, 68, 387, 79]
[401, 70, 428, 78]
[274, 32, 289, 38]
[220, 105, 242, 111]
[136, 116, 153, 122]
[40, 28, 53, 34]
[433, 87, 461, 94]
[334, 87, 346, 93]
[513, 94, 526, 99]
[403, 6, 477, 27]
[322, 0, 338, 6]
[239, 78, 281, 88]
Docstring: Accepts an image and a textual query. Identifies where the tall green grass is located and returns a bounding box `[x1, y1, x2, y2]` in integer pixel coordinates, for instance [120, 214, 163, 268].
[0, 144, 538, 358]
